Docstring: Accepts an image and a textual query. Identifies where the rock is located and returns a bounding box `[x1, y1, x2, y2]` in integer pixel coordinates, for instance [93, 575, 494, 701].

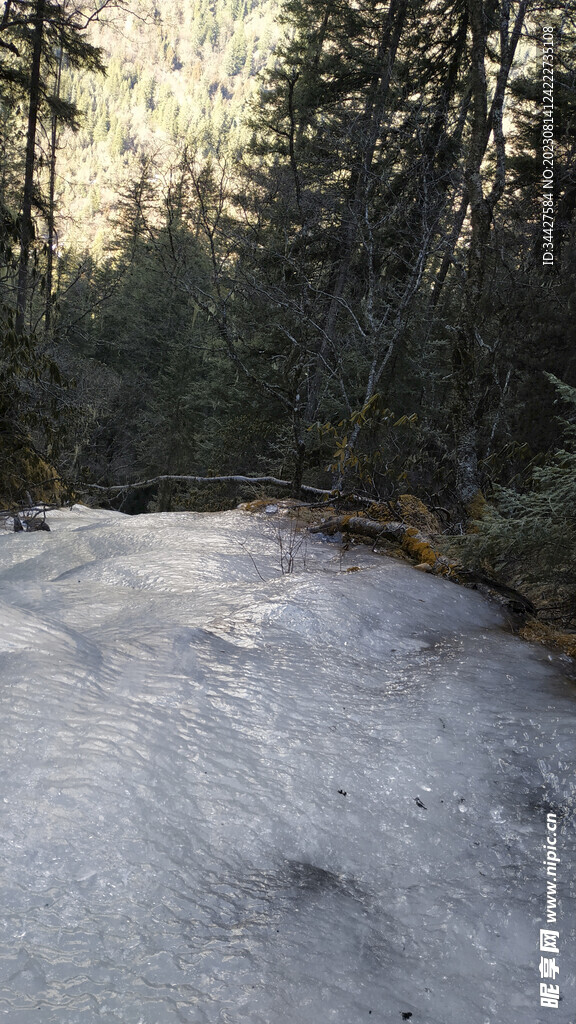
[25, 519, 50, 532]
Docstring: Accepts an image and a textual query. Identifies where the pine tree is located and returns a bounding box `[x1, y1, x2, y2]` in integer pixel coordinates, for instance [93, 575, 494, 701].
[224, 21, 246, 75]
[219, 0, 479, 490]
[0, 0, 104, 332]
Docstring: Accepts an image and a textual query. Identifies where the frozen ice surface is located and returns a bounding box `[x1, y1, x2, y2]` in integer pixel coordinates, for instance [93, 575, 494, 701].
[0, 505, 574, 1023]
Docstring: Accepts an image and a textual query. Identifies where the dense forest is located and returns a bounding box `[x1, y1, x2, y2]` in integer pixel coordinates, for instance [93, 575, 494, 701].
[1, 0, 575, 627]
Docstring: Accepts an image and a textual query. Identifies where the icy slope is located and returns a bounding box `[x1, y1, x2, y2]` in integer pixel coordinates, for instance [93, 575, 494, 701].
[0, 505, 574, 1024]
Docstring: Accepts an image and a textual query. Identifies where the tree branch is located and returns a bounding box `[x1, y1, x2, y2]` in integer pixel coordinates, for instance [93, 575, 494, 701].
[79, 474, 332, 496]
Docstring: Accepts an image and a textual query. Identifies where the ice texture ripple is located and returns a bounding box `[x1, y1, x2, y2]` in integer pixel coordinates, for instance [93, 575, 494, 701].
[0, 505, 574, 1023]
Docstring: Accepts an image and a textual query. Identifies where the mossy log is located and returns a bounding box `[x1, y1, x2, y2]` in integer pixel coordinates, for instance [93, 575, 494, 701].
[309, 516, 452, 575]
[307, 500, 548, 648]
[309, 515, 404, 539]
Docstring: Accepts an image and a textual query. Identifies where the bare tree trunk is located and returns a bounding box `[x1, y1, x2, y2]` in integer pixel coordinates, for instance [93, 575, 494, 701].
[15, 0, 45, 336]
[451, 0, 528, 503]
[304, 0, 409, 421]
[1, 1, 13, 31]
[45, 32, 64, 339]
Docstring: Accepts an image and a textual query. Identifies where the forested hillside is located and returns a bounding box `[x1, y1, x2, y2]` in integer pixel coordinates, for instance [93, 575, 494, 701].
[58, 0, 282, 249]
[1, 0, 576, 626]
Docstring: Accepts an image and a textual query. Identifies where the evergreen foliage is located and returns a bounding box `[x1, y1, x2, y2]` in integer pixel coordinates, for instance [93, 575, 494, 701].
[462, 376, 576, 623]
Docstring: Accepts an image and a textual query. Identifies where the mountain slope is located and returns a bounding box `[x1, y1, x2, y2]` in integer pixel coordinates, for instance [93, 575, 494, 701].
[57, 0, 283, 249]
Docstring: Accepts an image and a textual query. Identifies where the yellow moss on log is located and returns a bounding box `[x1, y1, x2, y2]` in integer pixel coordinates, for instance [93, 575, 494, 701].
[395, 494, 441, 534]
[401, 527, 438, 566]
[366, 495, 441, 534]
[365, 502, 391, 521]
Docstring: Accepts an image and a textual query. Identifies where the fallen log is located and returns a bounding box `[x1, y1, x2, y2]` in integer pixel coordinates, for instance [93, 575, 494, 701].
[79, 475, 332, 498]
[309, 516, 452, 574]
[309, 515, 538, 612]
[309, 516, 405, 540]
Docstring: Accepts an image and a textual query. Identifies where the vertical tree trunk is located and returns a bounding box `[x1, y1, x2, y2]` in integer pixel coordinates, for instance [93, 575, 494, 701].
[304, 0, 409, 424]
[320, 0, 408, 347]
[451, 0, 490, 502]
[15, 0, 46, 336]
[1, 1, 14, 31]
[451, 0, 528, 504]
[45, 34, 64, 339]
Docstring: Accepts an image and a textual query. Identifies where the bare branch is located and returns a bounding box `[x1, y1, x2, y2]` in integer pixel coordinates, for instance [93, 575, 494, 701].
[79, 474, 332, 497]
